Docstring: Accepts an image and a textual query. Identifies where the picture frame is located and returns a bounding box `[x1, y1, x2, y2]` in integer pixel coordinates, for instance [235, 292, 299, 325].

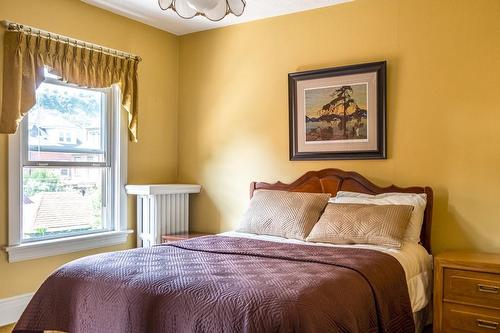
[288, 61, 386, 160]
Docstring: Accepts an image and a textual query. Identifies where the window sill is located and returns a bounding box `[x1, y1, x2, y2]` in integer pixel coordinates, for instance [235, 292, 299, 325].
[4, 230, 133, 263]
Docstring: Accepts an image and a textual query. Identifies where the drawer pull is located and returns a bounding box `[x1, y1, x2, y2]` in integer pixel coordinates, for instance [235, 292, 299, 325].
[478, 284, 499, 294]
[477, 319, 499, 330]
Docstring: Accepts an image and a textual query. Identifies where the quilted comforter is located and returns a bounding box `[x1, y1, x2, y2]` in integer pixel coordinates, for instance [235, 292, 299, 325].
[14, 236, 414, 333]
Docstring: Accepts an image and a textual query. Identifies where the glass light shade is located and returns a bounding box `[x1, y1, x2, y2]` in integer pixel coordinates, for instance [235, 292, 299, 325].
[187, 0, 219, 11]
[175, 0, 198, 18]
[201, 0, 227, 21]
[158, 0, 246, 21]
[227, 0, 245, 16]
[158, 0, 173, 10]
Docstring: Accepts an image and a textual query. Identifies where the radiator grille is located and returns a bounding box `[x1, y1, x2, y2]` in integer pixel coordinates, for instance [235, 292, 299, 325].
[137, 193, 189, 247]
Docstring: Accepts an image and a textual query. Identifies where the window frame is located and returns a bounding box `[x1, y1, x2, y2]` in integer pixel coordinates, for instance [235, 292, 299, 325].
[5, 82, 131, 263]
[25, 78, 110, 168]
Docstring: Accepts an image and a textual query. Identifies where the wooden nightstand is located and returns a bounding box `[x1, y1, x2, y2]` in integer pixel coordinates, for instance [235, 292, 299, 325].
[434, 252, 500, 333]
[161, 232, 212, 243]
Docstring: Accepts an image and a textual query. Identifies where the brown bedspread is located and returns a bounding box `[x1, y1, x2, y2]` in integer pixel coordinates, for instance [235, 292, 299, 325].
[14, 236, 414, 333]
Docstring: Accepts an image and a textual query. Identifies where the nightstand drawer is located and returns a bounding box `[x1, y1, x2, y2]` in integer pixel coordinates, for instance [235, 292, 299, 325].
[445, 269, 500, 309]
[443, 303, 500, 332]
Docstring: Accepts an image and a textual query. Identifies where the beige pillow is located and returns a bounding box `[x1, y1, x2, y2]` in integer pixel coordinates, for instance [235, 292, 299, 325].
[306, 203, 414, 248]
[332, 191, 427, 244]
[237, 190, 330, 240]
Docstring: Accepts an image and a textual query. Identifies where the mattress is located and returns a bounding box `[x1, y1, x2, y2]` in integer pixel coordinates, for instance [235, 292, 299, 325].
[220, 231, 433, 313]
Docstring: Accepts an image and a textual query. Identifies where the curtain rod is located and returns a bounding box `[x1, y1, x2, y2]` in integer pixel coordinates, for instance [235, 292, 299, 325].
[1, 20, 142, 62]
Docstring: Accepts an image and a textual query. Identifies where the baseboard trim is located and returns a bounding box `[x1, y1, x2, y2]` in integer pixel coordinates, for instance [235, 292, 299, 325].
[0, 293, 34, 326]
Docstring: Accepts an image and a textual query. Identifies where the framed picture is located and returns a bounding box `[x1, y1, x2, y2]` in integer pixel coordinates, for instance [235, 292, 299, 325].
[289, 61, 386, 160]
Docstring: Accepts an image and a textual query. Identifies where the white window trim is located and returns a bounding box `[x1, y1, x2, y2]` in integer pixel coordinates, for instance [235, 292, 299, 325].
[4, 85, 132, 263]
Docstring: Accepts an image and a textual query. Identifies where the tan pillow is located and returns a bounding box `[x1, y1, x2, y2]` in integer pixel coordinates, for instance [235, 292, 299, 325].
[332, 191, 427, 244]
[306, 203, 414, 248]
[237, 190, 330, 240]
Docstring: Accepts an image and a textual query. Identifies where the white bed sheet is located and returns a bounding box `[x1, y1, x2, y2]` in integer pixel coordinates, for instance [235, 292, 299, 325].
[219, 231, 432, 313]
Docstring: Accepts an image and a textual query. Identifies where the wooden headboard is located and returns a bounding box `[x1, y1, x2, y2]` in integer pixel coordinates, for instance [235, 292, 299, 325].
[250, 168, 434, 253]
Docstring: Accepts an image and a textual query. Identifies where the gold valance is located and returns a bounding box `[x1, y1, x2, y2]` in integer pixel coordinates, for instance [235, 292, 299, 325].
[1, 30, 140, 141]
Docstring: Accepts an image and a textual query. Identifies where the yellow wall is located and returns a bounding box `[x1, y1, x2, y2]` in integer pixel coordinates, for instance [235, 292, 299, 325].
[2, 0, 500, 321]
[178, 0, 500, 254]
[0, 0, 179, 300]
[0, 325, 13, 333]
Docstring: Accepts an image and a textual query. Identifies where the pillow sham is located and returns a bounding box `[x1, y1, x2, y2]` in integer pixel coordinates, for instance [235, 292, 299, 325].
[306, 203, 414, 248]
[237, 189, 330, 240]
[331, 191, 427, 244]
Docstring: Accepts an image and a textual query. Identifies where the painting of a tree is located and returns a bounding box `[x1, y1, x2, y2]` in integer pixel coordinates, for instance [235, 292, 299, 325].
[305, 83, 368, 142]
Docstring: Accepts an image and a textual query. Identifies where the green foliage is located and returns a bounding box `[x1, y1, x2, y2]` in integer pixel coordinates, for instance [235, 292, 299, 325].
[90, 189, 103, 228]
[23, 169, 65, 196]
[33, 227, 48, 236]
[35, 84, 102, 128]
[37, 87, 100, 115]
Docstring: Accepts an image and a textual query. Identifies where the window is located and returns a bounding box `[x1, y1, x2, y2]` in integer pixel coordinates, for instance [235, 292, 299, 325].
[6, 75, 130, 263]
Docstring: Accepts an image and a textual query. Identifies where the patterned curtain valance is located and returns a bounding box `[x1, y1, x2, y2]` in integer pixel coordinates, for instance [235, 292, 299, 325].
[1, 30, 140, 141]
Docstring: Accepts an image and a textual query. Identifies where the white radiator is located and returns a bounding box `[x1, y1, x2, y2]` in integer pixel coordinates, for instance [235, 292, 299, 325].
[125, 184, 202, 247]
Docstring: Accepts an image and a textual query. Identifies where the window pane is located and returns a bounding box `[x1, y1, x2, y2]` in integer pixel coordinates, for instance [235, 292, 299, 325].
[22, 167, 108, 241]
[28, 83, 106, 163]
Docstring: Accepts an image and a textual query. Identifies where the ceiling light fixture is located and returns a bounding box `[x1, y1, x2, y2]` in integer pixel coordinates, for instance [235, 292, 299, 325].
[158, 0, 246, 22]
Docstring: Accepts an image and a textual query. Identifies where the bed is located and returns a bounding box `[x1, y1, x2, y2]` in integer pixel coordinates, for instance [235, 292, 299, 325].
[14, 169, 434, 333]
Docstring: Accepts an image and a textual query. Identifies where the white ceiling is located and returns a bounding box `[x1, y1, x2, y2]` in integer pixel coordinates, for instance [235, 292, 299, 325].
[81, 0, 353, 36]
